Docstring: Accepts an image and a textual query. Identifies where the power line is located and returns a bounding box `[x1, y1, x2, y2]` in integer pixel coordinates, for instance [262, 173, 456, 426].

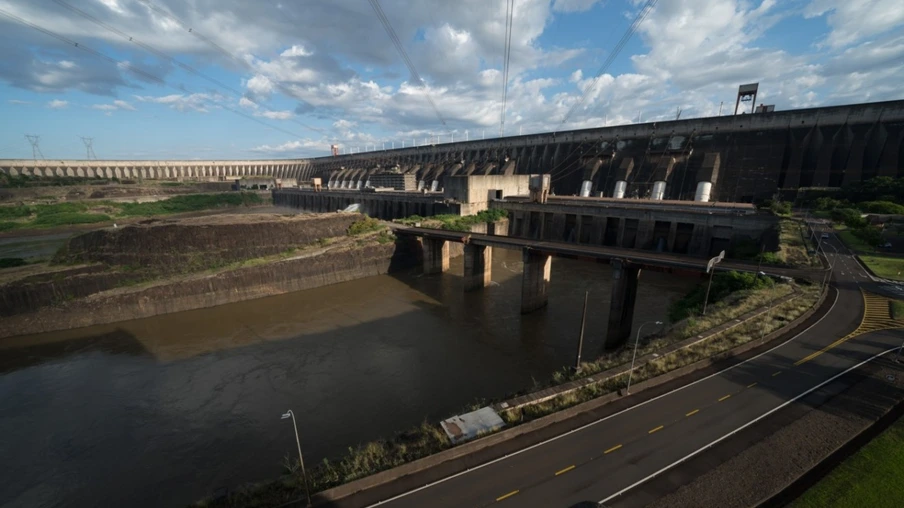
[79, 136, 97, 159]
[0, 7, 311, 141]
[366, 0, 447, 127]
[560, 0, 658, 127]
[25, 135, 44, 160]
[500, 0, 514, 137]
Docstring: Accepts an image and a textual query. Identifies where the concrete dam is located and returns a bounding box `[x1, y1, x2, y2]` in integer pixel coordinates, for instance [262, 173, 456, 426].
[3, 99, 903, 201]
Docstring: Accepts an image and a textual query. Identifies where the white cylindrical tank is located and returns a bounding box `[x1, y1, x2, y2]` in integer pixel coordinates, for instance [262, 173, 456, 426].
[417, 180, 426, 191]
[695, 181, 712, 202]
[614, 180, 627, 199]
[430, 180, 439, 192]
[580, 180, 592, 197]
[364, 179, 371, 189]
[651, 181, 666, 200]
[356, 180, 363, 190]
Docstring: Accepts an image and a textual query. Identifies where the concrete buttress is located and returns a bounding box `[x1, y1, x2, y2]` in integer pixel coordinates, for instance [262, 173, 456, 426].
[606, 259, 641, 349]
[521, 248, 552, 313]
[463, 244, 492, 291]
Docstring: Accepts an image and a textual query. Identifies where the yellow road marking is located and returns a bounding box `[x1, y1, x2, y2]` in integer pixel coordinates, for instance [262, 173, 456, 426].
[686, 409, 699, 417]
[496, 490, 519, 502]
[604, 444, 623, 454]
[772, 371, 782, 377]
[718, 394, 731, 402]
[648, 425, 664, 434]
[747, 382, 758, 389]
[555, 465, 575, 476]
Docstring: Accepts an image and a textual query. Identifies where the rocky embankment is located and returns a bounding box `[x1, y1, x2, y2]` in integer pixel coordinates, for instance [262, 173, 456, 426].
[0, 213, 418, 338]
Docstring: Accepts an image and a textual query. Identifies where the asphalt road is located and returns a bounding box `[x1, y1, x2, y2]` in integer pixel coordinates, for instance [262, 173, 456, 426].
[366, 231, 904, 508]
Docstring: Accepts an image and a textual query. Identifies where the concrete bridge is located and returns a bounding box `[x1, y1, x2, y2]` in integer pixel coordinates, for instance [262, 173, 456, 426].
[4, 100, 903, 201]
[395, 225, 821, 349]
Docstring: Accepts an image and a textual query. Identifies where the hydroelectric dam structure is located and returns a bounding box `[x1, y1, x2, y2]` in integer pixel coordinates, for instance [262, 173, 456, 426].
[3, 99, 903, 201]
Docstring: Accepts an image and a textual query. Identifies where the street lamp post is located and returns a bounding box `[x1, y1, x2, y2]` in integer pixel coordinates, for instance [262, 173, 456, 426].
[281, 410, 312, 507]
[759, 271, 776, 340]
[626, 320, 663, 394]
[702, 250, 726, 315]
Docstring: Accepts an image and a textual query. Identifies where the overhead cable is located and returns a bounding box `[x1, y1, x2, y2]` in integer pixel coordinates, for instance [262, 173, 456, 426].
[366, 0, 447, 127]
[500, 0, 514, 137]
[560, 0, 658, 127]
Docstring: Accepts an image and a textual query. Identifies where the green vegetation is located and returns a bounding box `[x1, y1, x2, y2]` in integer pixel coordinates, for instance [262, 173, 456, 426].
[858, 200, 904, 215]
[0, 193, 264, 231]
[0, 258, 27, 269]
[431, 209, 508, 232]
[347, 215, 385, 236]
[891, 300, 904, 321]
[0, 174, 120, 188]
[116, 193, 264, 217]
[859, 255, 904, 282]
[668, 271, 774, 322]
[761, 199, 792, 216]
[791, 414, 904, 508]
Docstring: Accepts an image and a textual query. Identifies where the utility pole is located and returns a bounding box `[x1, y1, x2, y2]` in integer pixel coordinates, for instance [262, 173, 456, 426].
[574, 291, 589, 372]
[25, 134, 44, 160]
[718, 101, 724, 116]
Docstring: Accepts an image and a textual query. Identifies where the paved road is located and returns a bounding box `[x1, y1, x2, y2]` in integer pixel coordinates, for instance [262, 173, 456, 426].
[366, 233, 904, 508]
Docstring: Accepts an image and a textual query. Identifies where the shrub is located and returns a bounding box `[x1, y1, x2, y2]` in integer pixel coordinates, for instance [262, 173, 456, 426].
[857, 201, 904, 215]
[348, 216, 384, 235]
[852, 225, 884, 247]
[668, 271, 773, 322]
[0, 205, 32, 220]
[0, 258, 27, 268]
[31, 212, 111, 227]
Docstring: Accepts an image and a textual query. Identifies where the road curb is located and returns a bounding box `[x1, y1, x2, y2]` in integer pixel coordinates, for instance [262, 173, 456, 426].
[306, 284, 832, 506]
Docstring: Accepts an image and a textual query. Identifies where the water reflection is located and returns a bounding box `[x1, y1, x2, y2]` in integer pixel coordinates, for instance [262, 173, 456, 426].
[0, 248, 696, 508]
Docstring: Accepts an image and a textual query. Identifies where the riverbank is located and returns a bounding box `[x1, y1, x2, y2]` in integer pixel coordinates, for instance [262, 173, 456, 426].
[0, 213, 416, 339]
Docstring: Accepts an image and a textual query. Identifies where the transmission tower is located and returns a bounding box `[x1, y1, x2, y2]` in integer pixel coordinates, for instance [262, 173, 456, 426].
[25, 134, 45, 160]
[80, 136, 97, 160]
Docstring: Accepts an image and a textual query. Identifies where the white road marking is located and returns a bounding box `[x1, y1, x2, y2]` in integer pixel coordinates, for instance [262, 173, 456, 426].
[362, 290, 841, 507]
[599, 346, 902, 505]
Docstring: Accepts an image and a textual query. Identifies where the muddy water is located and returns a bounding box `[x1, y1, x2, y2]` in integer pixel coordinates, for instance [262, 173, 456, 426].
[0, 249, 697, 508]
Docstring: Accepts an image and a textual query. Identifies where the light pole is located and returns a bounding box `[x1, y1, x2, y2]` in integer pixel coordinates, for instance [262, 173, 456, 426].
[281, 410, 311, 507]
[759, 271, 776, 340]
[574, 291, 589, 372]
[702, 250, 726, 315]
[626, 320, 663, 394]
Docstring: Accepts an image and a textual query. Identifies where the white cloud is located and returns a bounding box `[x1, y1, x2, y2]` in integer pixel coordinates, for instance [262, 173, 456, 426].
[47, 99, 69, 109]
[239, 97, 258, 109]
[91, 99, 136, 111]
[134, 93, 222, 112]
[281, 45, 313, 57]
[251, 139, 327, 153]
[552, 0, 605, 13]
[805, 0, 904, 48]
[8, 99, 30, 105]
[256, 109, 293, 120]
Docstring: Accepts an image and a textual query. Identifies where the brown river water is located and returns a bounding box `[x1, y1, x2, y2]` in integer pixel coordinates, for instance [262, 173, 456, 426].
[0, 229, 697, 508]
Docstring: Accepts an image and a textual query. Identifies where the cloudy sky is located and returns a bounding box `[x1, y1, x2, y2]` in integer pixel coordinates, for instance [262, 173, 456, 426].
[0, 0, 902, 160]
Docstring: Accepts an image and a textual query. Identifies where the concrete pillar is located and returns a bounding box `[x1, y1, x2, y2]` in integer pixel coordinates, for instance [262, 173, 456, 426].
[463, 244, 492, 291]
[422, 238, 449, 274]
[521, 248, 552, 313]
[605, 260, 641, 349]
[580, 180, 593, 197]
[614, 180, 627, 198]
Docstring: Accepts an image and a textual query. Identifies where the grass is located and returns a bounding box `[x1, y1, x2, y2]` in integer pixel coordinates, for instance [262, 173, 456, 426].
[891, 301, 904, 322]
[347, 216, 384, 236]
[791, 414, 904, 508]
[424, 209, 508, 232]
[0, 193, 265, 231]
[779, 219, 820, 267]
[859, 255, 904, 282]
[835, 226, 877, 254]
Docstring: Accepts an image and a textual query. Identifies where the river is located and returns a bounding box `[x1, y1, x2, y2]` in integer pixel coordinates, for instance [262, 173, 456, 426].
[0, 248, 697, 508]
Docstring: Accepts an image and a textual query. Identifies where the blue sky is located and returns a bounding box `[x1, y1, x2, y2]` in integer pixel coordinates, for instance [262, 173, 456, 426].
[1, 0, 902, 160]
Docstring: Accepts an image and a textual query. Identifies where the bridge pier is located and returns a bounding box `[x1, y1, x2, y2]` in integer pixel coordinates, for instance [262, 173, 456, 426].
[422, 238, 449, 274]
[463, 244, 492, 291]
[521, 248, 552, 313]
[606, 260, 641, 349]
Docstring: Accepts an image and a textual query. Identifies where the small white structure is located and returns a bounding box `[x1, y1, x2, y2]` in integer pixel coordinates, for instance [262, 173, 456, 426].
[440, 407, 506, 444]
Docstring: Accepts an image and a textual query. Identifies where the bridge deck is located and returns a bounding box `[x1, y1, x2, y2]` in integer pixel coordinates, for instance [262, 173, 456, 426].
[393, 225, 824, 280]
